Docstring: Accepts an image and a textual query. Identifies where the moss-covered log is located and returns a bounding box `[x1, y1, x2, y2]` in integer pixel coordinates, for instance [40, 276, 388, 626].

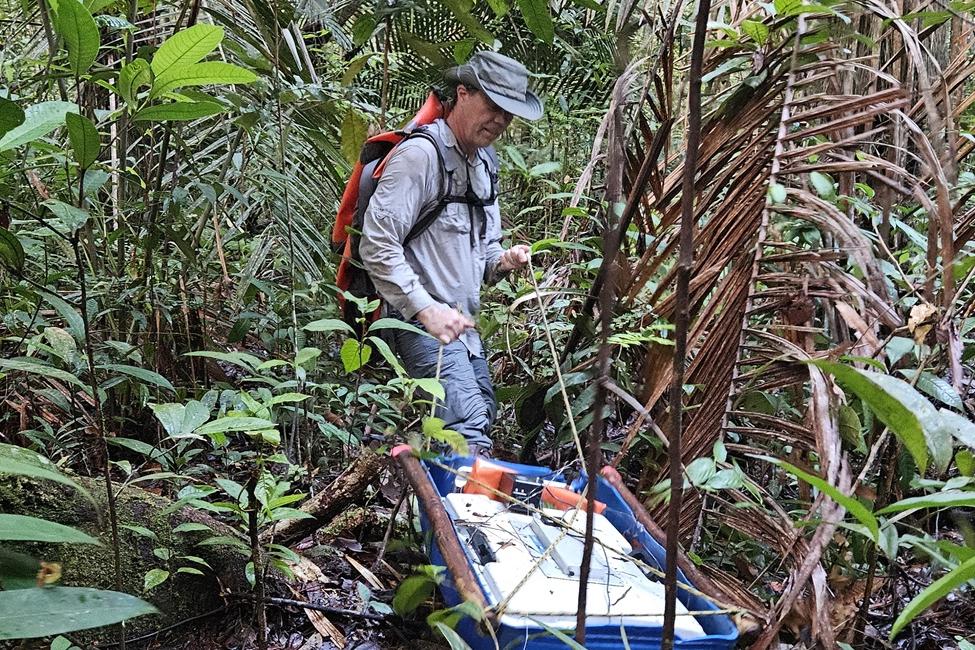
[0, 475, 250, 639]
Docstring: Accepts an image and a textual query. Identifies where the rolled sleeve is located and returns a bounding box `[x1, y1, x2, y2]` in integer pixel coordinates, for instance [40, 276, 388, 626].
[360, 142, 439, 319]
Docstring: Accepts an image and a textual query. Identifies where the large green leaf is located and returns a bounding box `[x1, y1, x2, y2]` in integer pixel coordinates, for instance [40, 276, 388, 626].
[0, 228, 25, 273]
[877, 490, 975, 515]
[340, 109, 368, 165]
[150, 61, 258, 98]
[763, 456, 879, 541]
[367, 318, 432, 337]
[340, 338, 372, 373]
[0, 357, 85, 389]
[303, 318, 355, 335]
[435, 0, 496, 43]
[0, 514, 98, 544]
[0, 443, 92, 502]
[0, 587, 157, 639]
[937, 408, 975, 449]
[0, 101, 78, 152]
[150, 24, 224, 77]
[118, 58, 151, 105]
[149, 400, 209, 438]
[65, 113, 99, 168]
[890, 555, 975, 639]
[54, 0, 100, 75]
[810, 361, 944, 473]
[132, 101, 225, 122]
[515, 0, 554, 43]
[96, 363, 174, 392]
[0, 97, 25, 140]
[195, 416, 277, 436]
[41, 199, 90, 235]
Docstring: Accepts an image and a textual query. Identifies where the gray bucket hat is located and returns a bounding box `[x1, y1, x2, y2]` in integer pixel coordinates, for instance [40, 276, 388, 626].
[445, 52, 543, 121]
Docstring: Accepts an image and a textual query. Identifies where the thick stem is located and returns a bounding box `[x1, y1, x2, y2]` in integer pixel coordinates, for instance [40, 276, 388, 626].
[662, 0, 710, 647]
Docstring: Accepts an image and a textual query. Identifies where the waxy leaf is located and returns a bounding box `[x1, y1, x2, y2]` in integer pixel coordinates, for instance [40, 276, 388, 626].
[0, 514, 98, 545]
[0, 97, 25, 140]
[516, 0, 554, 43]
[65, 113, 99, 168]
[150, 24, 224, 77]
[54, 0, 100, 75]
[150, 61, 258, 98]
[0, 587, 157, 639]
[0, 228, 25, 273]
[132, 101, 225, 122]
[0, 101, 78, 152]
[117, 58, 151, 105]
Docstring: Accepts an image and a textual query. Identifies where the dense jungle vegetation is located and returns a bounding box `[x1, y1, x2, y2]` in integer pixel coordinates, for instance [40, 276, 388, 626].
[1, 0, 975, 647]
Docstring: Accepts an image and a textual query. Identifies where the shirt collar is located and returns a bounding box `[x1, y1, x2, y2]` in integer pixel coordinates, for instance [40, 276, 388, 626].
[434, 119, 484, 172]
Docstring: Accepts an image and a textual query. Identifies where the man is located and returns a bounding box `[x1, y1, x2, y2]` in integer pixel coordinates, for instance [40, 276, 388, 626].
[359, 52, 543, 455]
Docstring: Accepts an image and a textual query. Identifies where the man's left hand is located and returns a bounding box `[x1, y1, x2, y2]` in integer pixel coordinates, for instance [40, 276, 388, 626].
[498, 244, 531, 272]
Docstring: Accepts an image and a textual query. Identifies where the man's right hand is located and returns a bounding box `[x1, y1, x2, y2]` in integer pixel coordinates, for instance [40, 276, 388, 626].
[416, 305, 475, 344]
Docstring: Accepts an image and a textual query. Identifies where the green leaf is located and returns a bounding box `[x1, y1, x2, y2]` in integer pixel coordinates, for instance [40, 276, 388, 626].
[0, 443, 92, 502]
[54, 0, 100, 75]
[106, 437, 159, 459]
[768, 181, 787, 203]
[0, 515, 98, 544]
[936, 408, 975, 450]
[195, 416, 277, 436]
[957, 449, 975, 476]
[0, 101, 78, 152]
[810, 360, 935, 474]
[686, 457, 716, 487]
[0, 228, 25, 273]
[150, 61, 258, 98]
[65, 113, 99, 168]
[0, 97, 25, 140]
[515, 0, 554, 43]
[422, 417, 467, 454]
[132, 101, 225, 122]
[118, 58, 151, 105]
[341, 109, 368, 166]
[96, 363, 174, 392]
[142, 569, 169, 591]
[762, 456, 879, 541]
[367, 318, 432, 337]
[293, 347, 321, 368]
[367, 335, 405, 376]
[340, 338, 372, 373]
[809, 171, 835, 198]
[267, 392, 310, 406]
[172, 523, 211, 534]
[774, 0, 802, 14]
[149, 400, 209, 439]
[303, 318, 355, 335]
[435, 0, 496, 43]
[0, 358, 85, 389]
[898, 370, 962, 410]
[341, 53, 375, 86]
[0, 587, 157, 639]
[183, 350, 261, 371]
[41, 200, 89, 235]
[525, 619, 586, 649]
[150, 24, 224, 77]
[839, 404, 866, 453]
[392, 575, 436, 615]
[433, 622, 474, 650]
[890, 555, 975, 639]
[413, 377, 446, 401]
[878, 491, 975, 515]
[484, 0, 509, 17]
[741, 19, 770, 44]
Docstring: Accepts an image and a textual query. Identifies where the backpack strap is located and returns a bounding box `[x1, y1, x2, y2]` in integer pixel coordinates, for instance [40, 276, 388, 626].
[401, 127, 501, 247]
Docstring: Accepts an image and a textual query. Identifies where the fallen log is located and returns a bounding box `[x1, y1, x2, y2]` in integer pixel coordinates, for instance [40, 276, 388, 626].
[261, 450, 387, 545]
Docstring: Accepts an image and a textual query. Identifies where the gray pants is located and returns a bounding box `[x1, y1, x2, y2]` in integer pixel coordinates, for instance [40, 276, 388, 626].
[392, 327, 496, 450]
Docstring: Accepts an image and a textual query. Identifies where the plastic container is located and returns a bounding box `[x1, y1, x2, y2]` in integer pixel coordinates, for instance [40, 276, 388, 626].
[417, 455, 740, 650]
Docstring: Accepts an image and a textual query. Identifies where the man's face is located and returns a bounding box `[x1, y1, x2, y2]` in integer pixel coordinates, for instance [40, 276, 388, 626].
[452, 85, 513, 151]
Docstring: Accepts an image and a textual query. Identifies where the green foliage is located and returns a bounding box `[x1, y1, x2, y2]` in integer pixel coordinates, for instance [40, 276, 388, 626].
[65, 113, 100, 169]
[890, 555, 975, 639]
[53, 0, 100, 75]
[0, 587, 157, 640]
[0, 101, 78, 152]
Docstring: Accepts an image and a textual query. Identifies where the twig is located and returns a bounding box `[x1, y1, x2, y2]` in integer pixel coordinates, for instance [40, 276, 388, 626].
[662, 0, 711, 647]
[246, 472, 268, 650]
[96, 606, 228, 648]
[372, 486, 408, 571]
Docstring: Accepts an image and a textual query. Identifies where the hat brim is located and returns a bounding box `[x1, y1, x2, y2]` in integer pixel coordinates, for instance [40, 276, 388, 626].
[445, 65, 544, 121]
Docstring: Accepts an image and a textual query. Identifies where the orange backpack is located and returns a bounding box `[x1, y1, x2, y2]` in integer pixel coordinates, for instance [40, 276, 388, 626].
[331, 91, 499, 332]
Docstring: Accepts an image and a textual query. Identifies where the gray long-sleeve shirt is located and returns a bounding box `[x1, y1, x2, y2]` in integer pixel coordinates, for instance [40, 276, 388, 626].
[360, 119, 504, 357]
